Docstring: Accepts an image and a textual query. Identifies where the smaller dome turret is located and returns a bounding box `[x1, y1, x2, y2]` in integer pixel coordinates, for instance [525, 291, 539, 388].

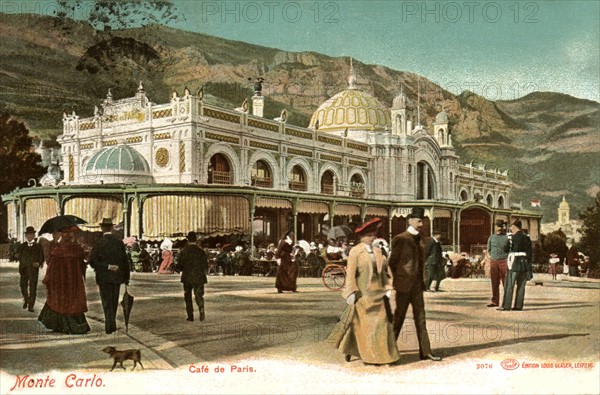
[435, 110, 448, 124]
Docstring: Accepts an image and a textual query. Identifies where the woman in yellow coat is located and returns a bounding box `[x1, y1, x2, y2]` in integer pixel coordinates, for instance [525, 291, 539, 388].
[331, 218, 400, 365]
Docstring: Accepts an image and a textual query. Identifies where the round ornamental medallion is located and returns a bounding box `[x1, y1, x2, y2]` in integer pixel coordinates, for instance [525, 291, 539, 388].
[155, 148, 169, 168]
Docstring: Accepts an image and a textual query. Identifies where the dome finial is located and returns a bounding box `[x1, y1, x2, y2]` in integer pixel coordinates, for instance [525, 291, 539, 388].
[348, 57, 356, 89]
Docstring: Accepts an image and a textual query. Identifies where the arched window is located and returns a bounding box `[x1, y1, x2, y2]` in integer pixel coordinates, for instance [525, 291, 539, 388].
[208, 153, 231, 184]
[416, 161, 435, 200]
[460, 190, 468, 201]
[289, 165, 307, 191]
[350, 173, 365, 198]
[395, 114, 403, 134]
[251, 160, 272, 187]
[486, 194, 493, 206]
[497, 195, 504, 209]
[321, 170, 334, 195]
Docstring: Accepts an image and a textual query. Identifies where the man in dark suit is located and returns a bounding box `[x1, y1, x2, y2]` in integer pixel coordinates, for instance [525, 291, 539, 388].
[425, 230, 444, 292]
[17, 226, 45, 312]
[498, 219, 532, 311]
[90, 218, 130, 334]
[175, 232, 208, 322]
[389, 207, 442, 361]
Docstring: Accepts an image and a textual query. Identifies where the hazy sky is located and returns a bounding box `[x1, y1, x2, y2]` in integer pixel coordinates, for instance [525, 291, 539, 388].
[170, 0, 599, 101]
[4, 0, 599, 101]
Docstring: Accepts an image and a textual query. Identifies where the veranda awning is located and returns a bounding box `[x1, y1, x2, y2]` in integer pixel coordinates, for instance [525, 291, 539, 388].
[6, 202, 17, 236]
[64, 196, 123, 229]
[25, 198, 59, 233]
[256, 197, 292, 209]
[334, 204, 360, 216]
[365, 207, 388, 217]
[298, 201, 329, 214]
[142, 195, 249, 238]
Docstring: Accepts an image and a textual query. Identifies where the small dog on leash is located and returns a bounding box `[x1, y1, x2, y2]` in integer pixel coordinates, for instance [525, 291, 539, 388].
[102, 346, 144, 371]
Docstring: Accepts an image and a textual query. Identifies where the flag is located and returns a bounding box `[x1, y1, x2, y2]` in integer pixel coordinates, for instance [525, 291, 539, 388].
[530, 199, 541, 207]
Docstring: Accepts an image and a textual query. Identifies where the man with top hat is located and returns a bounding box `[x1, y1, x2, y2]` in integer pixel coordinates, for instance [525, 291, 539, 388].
[498, 219, 532, 311]
[90, 218, 130, 334]
[16, 226, 45, 312]
[486, 220, 509, 307]
[388, 207, 442, 361]
[175, 231, 208, 322]
[424, 229, 444, 292]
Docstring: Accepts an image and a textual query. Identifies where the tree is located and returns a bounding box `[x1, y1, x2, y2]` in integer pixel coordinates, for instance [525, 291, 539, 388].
[578, 192, 600, 276]
[0, 105, 46, 196]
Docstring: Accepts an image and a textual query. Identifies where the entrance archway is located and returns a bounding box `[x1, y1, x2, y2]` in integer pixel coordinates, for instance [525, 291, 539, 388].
[460, 207, 491, 253]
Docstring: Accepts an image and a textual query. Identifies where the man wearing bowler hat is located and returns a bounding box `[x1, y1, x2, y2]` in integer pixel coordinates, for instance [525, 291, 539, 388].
[175, 231, 208, 322]
[389, 207, 442, 361]
[486, 220, 509, 307]
[498, 219, 532, 311]
[424, 229, 444, 292]
[17, 226, 45, 312]
[90, 218, 130, 334]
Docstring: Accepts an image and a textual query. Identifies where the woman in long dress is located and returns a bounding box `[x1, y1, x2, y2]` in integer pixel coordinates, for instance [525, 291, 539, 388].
[158, 249, 174, 274]
[327, 218, 400, 365]
[275, 230, 298, 293]
[38, 226, 90, 334]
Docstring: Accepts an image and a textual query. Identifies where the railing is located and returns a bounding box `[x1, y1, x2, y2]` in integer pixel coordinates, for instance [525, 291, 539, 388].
[350, 188, 364, 198]
[209, 171, 231, 185]
[252, 177, 272, 188]
[289, 181, 307, 191]
[321, 184, 334, 195]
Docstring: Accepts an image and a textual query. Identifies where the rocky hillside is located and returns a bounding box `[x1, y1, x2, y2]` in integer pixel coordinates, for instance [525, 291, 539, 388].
[1, 13, 598, 222]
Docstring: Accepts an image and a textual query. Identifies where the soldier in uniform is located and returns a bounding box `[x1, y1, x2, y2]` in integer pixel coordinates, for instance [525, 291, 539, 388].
[17, 226, 45, 312]
[389, 208, 442, 361]
[90, 218, 130, 334]
[498, 219, 532, 311]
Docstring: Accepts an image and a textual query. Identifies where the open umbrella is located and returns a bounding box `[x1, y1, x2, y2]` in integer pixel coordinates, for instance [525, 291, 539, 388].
[39, 215, 87, 234]
[328, 225, 352, 240]
[120, 286, 134, 333]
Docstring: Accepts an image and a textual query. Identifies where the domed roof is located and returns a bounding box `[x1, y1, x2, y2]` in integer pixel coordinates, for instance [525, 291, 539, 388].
[435, 111, 448, 123]
[309, 89, 392, 132]
[86, 144, 150, 173]
[392, 91, 413, 109]
[559, 196, 569, 209]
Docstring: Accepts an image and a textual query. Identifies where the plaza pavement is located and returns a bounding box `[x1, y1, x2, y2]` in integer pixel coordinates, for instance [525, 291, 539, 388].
[0, 259, 598, 395]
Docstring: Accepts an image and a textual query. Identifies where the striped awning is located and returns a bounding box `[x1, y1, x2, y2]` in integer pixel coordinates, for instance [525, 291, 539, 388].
[298, 201, 329, 214]
[256, 197, 292, 209]
[131, 199, 139, 236]
[64, 196, 123, 229]
[25, 198, 59, 233]
[142, 195, 249, 238]
[433, 208, 452, 218]
[334, 204, 360, 216]
[365, 207, 388, 217]
[6, 202, 17, 236]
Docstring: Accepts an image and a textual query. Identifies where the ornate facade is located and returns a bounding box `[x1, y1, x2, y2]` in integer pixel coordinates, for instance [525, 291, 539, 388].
[3, 74, 541, 253]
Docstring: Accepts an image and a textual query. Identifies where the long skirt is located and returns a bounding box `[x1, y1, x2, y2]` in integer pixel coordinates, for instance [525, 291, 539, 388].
[275, 260, 298, 292]
[38, 303, 90, 334]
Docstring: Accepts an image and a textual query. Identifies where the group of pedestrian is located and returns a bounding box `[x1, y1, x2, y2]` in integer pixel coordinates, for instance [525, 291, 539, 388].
[485, 219, 533, 311]
[327, 208, 442, 365]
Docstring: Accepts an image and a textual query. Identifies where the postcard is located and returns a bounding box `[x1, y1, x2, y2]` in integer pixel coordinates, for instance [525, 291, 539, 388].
[0, 1, 598, 394]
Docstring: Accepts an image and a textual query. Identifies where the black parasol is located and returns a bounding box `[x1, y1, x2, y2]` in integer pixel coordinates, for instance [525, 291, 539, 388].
[120, 286, 134, 333]
[39, 215, 87, 234]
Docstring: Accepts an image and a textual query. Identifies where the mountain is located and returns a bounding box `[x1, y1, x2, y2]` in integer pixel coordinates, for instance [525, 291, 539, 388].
[1, 13, 598, 222]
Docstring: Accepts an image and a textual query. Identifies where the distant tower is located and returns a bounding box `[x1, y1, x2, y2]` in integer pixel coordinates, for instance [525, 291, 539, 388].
[558, 195, 570, 225]
[391, 87, 413, 136]
[433, 107, 450, 146]
[252, 77, 265, 117]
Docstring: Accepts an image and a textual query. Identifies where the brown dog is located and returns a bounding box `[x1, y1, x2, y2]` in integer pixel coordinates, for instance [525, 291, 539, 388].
[102, 346, 144, 371]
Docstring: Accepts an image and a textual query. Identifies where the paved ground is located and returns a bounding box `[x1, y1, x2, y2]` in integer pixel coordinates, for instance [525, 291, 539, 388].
[1, 259, 598, 395]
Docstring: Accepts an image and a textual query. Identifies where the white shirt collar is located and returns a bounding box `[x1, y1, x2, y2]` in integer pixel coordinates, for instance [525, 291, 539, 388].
[407, 226, 419, 235]
[103, 232, 112, 235]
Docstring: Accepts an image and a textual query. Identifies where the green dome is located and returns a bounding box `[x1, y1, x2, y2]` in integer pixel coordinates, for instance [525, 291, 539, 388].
[86, 145, 150, 173]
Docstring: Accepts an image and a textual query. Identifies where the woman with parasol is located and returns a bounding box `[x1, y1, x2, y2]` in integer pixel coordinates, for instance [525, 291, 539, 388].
[38, 222, 90, 334]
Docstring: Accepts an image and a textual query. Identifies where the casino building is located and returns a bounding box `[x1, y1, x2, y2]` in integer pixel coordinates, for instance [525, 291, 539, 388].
[2, 68, 541, 252]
